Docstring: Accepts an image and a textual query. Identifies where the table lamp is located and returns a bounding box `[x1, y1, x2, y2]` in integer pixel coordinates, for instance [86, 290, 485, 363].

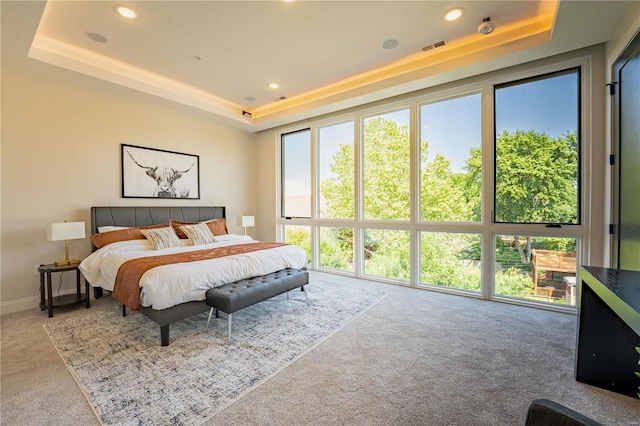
[47, 220, 86, 266]
[241, 216, 254, 235]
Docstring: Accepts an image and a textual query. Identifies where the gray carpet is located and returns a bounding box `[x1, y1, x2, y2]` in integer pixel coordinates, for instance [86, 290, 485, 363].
[2, 271, 639, 425]
[43, 280, 387, 425]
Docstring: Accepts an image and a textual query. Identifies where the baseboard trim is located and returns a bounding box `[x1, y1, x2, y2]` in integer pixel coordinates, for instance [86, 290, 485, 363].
[1, 288, 81, 316]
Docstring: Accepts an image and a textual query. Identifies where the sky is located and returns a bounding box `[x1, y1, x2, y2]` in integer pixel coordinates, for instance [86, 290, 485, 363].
[282, 130, 311, 195]
[495, 71, 579, 139]
[284, 69, 579, 192]
[420, 94, 481, 172]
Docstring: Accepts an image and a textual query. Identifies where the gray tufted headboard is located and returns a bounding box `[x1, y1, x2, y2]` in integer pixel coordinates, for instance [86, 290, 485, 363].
[90, 206, 226, 248]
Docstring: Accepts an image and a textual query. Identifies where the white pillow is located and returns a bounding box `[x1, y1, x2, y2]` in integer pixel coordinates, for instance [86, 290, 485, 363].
[179, 223, 215, 246]
[97, 226, 130, 233]
[140, 227, 181, 250]
[214, 234, 253, 243]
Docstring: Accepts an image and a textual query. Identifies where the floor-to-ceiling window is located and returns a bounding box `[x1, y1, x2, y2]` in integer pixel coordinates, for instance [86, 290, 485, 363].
[361, 109, 411, 282]
[318, 121, 354, 220]
[362, 109, 411, 221]
[281, 129, 311, 219]
[281, 130, 312, 265]
[418, 93, 483, 293]
[278, 59, 588, 310]
[493, 68, 581, 306]
[317, 121, 355, 272]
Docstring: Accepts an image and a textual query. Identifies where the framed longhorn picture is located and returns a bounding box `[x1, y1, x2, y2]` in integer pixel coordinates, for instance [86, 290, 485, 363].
[121, 144, 200, 199]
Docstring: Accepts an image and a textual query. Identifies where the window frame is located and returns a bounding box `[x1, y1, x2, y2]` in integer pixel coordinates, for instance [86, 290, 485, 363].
[275, 53, 593, 313]
[280, 128, 312, 219]
[316, 119, 356, 221]
[360, 106, 413, 222]
[492, 67, 582, 226]
[417, 90, 484, 224]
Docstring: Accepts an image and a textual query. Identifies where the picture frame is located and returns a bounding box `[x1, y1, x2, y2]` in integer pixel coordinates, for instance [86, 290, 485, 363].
[121, 144, 200, 199]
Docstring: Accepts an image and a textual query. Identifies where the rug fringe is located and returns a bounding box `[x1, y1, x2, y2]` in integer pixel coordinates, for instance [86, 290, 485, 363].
[43, 324, 105, 426]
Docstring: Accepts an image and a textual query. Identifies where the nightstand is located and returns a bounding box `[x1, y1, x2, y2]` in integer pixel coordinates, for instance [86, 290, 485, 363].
[38, 263, 90, 317]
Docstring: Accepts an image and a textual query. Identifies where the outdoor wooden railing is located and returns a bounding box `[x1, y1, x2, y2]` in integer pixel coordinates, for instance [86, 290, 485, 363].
[531, 249, 577, 292]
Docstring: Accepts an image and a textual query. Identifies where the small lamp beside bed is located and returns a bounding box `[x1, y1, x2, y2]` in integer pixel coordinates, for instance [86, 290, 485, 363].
[240, 216, 254, 235]
[47, 220, 86, 266]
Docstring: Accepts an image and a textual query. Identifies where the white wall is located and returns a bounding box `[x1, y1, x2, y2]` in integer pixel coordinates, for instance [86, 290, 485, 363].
[605, 2, 640, 65]
[1, 64, 257, 313]
[256, 130, 278, 242]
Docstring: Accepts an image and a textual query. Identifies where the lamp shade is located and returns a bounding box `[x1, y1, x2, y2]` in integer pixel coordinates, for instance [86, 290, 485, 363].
[241, 216, 255, 227]
[47, 221, 86, 241]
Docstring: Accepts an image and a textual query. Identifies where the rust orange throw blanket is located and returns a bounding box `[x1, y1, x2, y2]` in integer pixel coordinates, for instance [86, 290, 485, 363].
[113, 242, 287, 311]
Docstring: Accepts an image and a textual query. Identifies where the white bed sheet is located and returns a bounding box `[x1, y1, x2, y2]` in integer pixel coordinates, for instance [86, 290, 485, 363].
[79, 235, 308, 310]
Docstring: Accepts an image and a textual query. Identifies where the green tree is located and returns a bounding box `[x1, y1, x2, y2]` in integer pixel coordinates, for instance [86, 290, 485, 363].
[421, 151, 471, 221]
[320, 143, 355, 219]
[319, 227, 353, 271]
[364, 229, 411, 280]
[285, 227, 311, 264]
[320, 116, 479, 281]
[321, 116, 477, 223]
[421, 232, 481, 290]
[462, 146, 482, 222]
[466, 130, 578, 262]
[362, 116, 411, 219]
[317, 120, 579, 302]
[495, 129, 577, 224]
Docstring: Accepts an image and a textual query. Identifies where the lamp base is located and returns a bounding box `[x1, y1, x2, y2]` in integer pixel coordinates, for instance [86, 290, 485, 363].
[55, 259, 81, 266]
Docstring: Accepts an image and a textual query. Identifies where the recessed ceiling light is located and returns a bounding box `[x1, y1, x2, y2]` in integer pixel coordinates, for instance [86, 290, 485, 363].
[382, 39, 399, 50]
[267, 82, 280, 89]
[245, 96, 256, 102]
[85, 32, 109, 43]
[444, 7, 464, 21]
[116, 6, 139, 19]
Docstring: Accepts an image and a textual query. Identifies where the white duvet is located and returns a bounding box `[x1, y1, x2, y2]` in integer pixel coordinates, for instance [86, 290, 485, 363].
[79, 235, 308, 310]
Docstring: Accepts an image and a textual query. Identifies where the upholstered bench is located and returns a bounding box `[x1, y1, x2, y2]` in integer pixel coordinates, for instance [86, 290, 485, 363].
[205, 268, 309, 342]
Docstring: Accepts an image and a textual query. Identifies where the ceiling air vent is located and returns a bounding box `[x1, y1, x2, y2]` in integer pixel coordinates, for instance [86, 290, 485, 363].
[421, 40, 446, 52]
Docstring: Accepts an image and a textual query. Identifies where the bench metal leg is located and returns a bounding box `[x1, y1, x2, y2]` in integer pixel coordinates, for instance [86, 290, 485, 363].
[206, 307, 214, 330]
[286, 286, 309, 304]
[206, 307, 232, 344]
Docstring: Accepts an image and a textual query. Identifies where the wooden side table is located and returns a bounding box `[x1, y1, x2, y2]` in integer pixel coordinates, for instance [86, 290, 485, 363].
[38, 263, 90, 318]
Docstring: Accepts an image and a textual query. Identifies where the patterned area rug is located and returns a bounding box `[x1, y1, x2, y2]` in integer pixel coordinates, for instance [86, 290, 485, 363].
[44, 280, 387, 426]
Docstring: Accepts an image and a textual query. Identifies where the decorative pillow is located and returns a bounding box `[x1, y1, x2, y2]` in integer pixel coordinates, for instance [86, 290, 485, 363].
[179, 223, 215, 245]
[90, 224, 168, 249]
[170, 219, 196, 239]
[204, 218, 228, 236]
[97, 226, 130, 233]
[170, 218, 228, 238]
[140, 227, 181, 250]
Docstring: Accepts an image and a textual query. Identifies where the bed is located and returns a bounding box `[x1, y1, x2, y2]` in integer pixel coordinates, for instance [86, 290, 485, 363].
[82, 206, 308, 345]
